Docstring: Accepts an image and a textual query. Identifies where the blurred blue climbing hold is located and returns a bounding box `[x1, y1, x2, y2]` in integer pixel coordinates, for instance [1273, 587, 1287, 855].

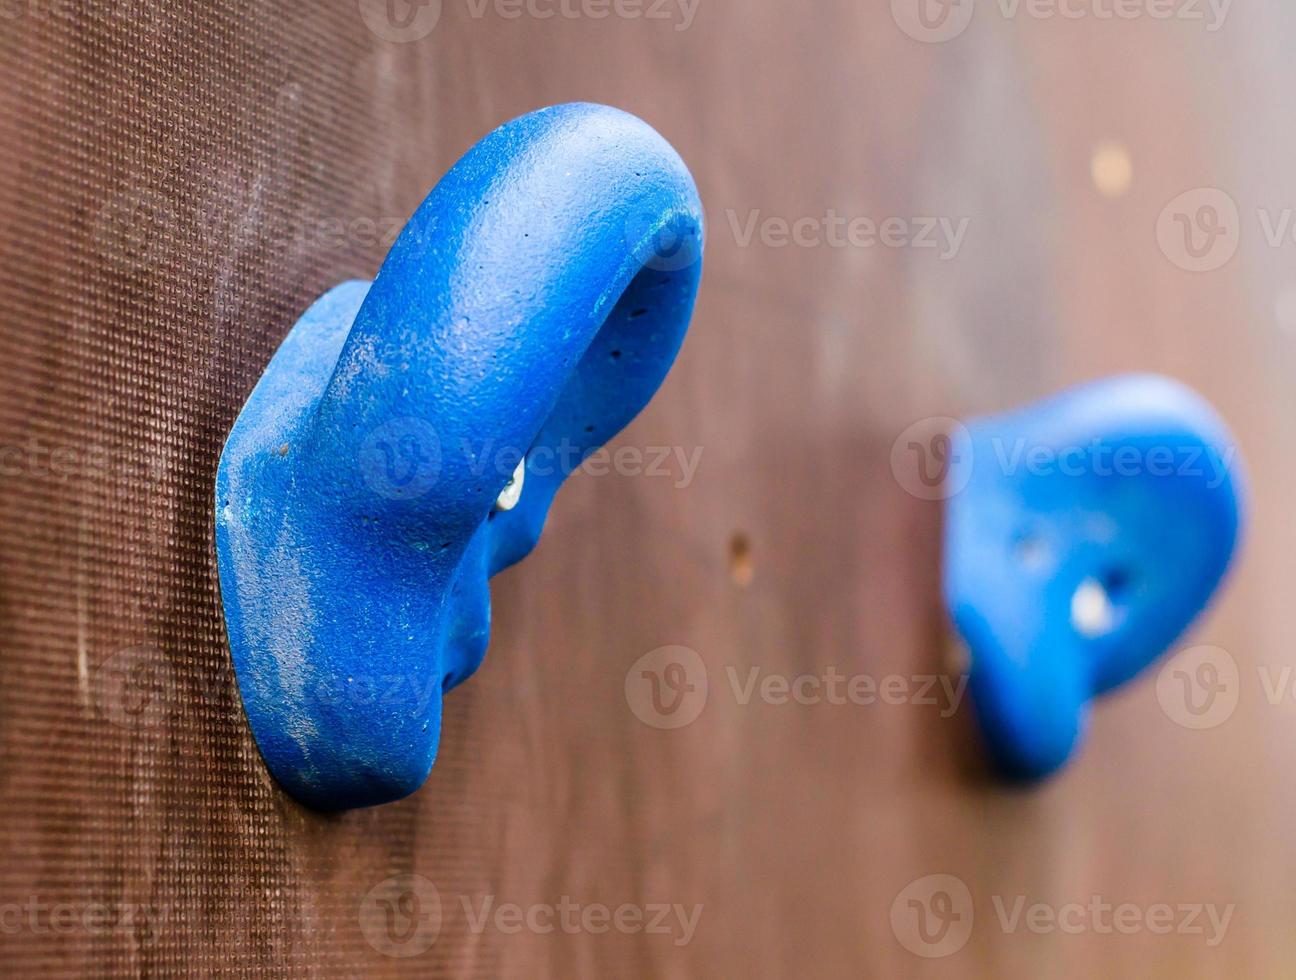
[215, 103, 705, 810]
[943, 374, 1244, 780]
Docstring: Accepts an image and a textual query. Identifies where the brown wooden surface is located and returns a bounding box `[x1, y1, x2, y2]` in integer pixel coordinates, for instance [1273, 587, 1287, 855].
[0, 1, 1292, 976]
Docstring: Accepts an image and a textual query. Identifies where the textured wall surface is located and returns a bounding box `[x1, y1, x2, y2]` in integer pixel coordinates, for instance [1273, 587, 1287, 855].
[1, 1, 1294, 976]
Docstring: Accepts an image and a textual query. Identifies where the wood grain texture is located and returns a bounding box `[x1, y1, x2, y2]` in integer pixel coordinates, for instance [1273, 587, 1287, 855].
[0, 1, 1291, 976]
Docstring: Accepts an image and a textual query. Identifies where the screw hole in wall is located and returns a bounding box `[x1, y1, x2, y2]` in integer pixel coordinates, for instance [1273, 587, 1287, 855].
[728, 532, 753, 588]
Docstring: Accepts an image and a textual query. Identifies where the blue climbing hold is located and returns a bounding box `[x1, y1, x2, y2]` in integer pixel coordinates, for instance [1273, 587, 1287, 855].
[943, 374, 1244, 780]
[215, 103, 704, 809]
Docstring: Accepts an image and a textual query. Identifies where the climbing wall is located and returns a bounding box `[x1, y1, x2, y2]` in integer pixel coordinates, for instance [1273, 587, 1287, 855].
[1, 1, 1293, 976]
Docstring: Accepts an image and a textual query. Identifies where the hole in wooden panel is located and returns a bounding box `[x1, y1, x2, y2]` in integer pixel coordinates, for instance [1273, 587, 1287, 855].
[728, 532, 753, 588]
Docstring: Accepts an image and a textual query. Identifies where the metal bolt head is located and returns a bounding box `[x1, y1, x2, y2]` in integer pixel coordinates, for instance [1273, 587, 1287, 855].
[495, 457, 525, 512]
